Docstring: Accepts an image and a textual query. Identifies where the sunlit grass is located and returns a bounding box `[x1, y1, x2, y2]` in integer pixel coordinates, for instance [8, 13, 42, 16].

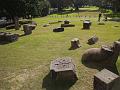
[0, 7, 120, 90]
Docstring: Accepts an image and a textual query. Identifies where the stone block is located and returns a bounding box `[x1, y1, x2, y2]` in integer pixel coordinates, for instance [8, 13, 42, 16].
[88, 36, 98, 45]
[61, 24, 75, 27]
[83, 20, 91, 29]
[53, 27, 64, 32]
[94, 69, 119, 90]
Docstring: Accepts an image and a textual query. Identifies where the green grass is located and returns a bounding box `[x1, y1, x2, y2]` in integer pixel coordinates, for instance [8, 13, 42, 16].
[0, 7, 120, 90]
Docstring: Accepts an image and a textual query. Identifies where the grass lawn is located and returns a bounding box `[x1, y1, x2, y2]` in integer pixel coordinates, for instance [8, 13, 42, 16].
[0, 7, 120, 90]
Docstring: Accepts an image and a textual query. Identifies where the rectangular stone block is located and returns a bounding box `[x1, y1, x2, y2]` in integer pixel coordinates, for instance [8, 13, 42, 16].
[94, 69, 119, 90]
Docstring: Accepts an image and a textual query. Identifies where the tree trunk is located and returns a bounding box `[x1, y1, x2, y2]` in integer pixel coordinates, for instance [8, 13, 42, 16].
[14, 16, 19, 30]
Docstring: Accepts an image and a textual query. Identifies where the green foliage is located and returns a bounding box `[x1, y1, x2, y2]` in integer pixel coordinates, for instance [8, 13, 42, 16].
[0, 0, 50, 18]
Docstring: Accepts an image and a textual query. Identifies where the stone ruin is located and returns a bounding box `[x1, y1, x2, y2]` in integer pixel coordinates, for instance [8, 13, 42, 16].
[83, 20, 91, 29]
[53, 27, 64, 32]
[0, 32, 19, 43]
[70, 38, 81, 49]
[6, 24, 21, 30]
[64, 20, 70, 24]
[61, 20, 75, 27]
[50, 57, 78, 81]
[87, 36, 99, 45]
[82, 41, 120, 71]
[94, 69, 119, 90]
[23, 23, 36, 35]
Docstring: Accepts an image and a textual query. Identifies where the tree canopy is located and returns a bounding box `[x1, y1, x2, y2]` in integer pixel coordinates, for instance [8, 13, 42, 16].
[0, 0, 50, 18]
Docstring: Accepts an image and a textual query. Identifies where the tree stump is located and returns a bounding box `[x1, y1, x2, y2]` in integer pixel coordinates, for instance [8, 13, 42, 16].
[94, 69, 119, 90]
[88, 36, 99, 45]
[53, 27, 64, 32]
[70, 38, 81, 49]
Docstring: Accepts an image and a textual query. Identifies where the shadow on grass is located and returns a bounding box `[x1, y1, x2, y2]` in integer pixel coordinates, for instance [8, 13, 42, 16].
[42, 72, 77, 90]
[87, 42, 95, 45]
[0, 41, 11, 45]
[54, 9, 99, 15]
[81, 57, 119, 75]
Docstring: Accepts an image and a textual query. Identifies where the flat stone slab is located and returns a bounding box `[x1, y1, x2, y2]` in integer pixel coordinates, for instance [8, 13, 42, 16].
[0, 32, 19, 42]
[53, 27, 64, 32]
[61, 24, 75, 27]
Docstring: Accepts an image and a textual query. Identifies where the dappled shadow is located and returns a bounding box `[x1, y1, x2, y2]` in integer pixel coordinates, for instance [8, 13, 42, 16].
[68, 46, 81, 50]
[81, 57, 119, 75]
[68, 47, 78, 50]
[55, 9, 99, 15]
[42, 72, 77, 90]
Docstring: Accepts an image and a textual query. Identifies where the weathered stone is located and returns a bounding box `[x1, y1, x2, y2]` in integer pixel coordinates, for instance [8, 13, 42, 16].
[0, 32, 19, 42]
[5, 33, 19, 42]
[6, 24, 21, 30]
[50, 57, 78, 81]
[70, 38, 81, 49]
[64, 20, 70, 24]
[61, 24, 75, 27]
[23, 24, 33, 35]
[82, 41, 120, 67]
[53, 27, 64, 32]
[31, 21, 37, 26]
[83, 20, 91, 29]
[88, 36, 99, 45]
[94, 69, 119, 90]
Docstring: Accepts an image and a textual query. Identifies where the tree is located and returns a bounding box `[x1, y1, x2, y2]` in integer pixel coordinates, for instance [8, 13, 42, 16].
[48, 0, 73, 11]
[0, 0, 50, 30]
